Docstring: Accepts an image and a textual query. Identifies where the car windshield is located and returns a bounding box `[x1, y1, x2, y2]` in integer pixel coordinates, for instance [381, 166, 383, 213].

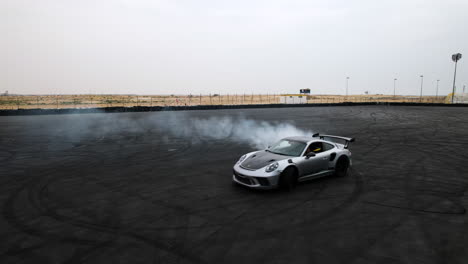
[267, 139, 306, 157]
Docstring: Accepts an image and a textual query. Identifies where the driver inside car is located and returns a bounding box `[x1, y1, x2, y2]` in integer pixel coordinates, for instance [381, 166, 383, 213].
[305, 142, 322, 155]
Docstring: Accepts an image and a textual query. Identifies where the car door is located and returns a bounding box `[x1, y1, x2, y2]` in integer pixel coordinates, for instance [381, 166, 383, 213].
[297, 142, 329, 176]
[298, 154, 324, 176]
[310, 151, 330, 173]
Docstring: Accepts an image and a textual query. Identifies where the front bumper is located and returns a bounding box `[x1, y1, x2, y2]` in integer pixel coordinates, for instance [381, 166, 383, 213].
[232, 163, 281, 189]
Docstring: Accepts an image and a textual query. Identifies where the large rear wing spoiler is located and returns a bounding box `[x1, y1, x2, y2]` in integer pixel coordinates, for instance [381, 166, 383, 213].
[312, 133, 355, 149]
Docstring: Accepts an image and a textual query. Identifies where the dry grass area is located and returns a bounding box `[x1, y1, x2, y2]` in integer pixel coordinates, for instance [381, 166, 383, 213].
[306, 94, 446, 104]
[0, 94, 448, 110]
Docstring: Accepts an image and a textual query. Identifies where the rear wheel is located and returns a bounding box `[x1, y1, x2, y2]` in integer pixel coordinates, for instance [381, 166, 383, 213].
[279, 167, 297, 191]
[334, 157, 350, 177]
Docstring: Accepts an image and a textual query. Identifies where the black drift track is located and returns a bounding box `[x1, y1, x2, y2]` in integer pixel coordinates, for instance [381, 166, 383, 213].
[1, 105, 468, 264]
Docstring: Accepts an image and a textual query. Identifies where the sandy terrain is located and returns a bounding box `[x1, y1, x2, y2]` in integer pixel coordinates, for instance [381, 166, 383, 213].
[0, 94, 447, 110]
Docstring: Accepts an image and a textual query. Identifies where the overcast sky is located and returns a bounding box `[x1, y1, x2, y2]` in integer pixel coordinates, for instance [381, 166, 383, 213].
[1, 0, 467, 95]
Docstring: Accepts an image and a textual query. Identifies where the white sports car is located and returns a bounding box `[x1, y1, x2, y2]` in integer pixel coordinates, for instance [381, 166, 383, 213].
[232, 134, 355, 190]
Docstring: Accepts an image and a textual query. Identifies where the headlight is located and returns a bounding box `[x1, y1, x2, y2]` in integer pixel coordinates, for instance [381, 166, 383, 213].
[237, 155, 247, 164]
[265, 162, 279, 172]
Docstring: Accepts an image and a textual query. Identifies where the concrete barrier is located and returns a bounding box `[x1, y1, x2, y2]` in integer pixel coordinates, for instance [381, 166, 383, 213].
[1, 102, 468, 116]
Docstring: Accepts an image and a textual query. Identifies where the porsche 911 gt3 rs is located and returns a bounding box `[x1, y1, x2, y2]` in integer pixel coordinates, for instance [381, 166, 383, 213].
[232, 134, 355, 190]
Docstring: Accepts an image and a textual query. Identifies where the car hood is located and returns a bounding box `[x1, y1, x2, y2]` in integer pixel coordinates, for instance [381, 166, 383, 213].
[240, 150, 292, 170]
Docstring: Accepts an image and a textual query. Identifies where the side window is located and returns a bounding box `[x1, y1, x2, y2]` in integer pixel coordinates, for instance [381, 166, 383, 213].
[305, 142, 323, 155]
[323, 142, 335, 151]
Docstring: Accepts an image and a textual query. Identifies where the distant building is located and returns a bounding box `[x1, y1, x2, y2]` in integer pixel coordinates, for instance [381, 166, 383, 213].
[300, 88, 311, 94]
[279, 94, 307, 104]
[1, 90, 8, 96]
[452, 92, 468, 104]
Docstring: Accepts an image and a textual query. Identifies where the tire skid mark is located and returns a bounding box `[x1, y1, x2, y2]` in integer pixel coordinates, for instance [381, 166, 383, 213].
[48, 181, 202, 263]
[19, 172, 204, 264]
[182, 180, 332, 259]
[0, 150, 16, 162]
[363, 201, 465, 215]
[349, 141, 466, 262]
[225, 167, 364, 242]
[192, 166, 366, 256]
[331, 159, 425, 263]
[2, 156, 203, 263]
[3, 106, 468, 263]
[62, 240, 115, 264]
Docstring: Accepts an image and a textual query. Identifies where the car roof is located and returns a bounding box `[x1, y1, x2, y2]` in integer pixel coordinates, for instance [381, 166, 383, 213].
[283, 136, 317, 144]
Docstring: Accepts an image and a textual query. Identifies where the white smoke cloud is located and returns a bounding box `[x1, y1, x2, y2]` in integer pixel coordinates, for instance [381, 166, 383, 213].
[52, 111, 312, 150]
[150, 114, 313, 149]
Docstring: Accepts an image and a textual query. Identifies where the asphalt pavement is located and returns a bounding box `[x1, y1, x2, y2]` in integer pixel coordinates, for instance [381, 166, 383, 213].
[1, 105, 468, 264]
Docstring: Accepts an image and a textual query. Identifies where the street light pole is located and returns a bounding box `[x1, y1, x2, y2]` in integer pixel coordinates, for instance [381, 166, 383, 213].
[436, 79, 440, 98]
[393, 78, 397, 98]
[451, 53, 462, 104]
[419, 75, 424, 103]
[346, 77, 350, 98]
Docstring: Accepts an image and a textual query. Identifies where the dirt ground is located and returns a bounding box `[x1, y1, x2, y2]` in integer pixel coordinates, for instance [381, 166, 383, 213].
[0, 94, 447, 110]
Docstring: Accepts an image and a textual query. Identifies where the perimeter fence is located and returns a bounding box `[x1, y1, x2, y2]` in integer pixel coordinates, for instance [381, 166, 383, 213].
[0, 94, 453, 110]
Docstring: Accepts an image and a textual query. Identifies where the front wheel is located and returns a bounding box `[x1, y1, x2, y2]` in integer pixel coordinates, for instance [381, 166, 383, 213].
[279, 167, 297, 191]
[334, 157, 350, 177]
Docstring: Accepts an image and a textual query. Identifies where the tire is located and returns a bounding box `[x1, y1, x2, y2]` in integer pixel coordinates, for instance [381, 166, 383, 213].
[279, 167, 298, 191]
[334, 157, 350, 177]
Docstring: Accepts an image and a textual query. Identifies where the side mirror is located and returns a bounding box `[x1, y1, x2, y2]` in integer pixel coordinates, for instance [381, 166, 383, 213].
[305, 152, 316, 159]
